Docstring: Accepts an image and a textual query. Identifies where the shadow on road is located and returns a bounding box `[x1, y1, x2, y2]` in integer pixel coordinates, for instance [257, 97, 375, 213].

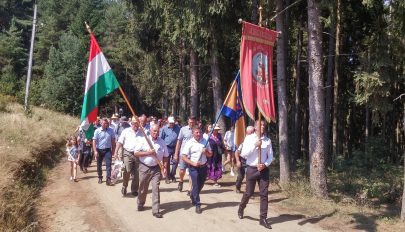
[268, 197, 288, 203]
[160, 200, 194, 214]
[201, 188, 233, 194]
[269, 213, 306, 225]
[298, 210, 337, 225]
[202, 201, 240, 212]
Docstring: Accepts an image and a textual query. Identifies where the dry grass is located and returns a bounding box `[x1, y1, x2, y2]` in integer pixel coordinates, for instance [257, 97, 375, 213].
[277, 177, 405, 232]
[0, 102, 78, 231]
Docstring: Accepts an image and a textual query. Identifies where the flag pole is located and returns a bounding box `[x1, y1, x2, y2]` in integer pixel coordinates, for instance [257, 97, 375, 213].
[257, 6, 263, 164]
[205, 71, 240, 147]
[84, 22, 163, 171]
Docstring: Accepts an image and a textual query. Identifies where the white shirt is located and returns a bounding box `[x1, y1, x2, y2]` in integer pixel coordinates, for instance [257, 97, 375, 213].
[118, 127, 143, 152]
[224, 130, 235, 149]
[182, 137, 212, 164]
[135, 136, 169, 166]
[240, 133, 273, 167]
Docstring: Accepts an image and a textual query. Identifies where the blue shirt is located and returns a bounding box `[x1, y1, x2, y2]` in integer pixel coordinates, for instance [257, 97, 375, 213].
[160, 124, 180, 153]
[93, 127, 115, 149]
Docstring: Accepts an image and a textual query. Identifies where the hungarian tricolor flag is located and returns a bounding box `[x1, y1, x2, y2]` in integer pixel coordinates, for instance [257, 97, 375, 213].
[80, 33, 120, 139]
[240, 22, 277, 122]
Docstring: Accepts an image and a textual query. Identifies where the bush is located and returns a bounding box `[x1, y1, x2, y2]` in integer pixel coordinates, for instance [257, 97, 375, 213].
[0, 94, 16, 112]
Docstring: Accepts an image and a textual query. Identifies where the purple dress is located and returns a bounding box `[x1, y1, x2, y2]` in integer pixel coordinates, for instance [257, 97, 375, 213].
[206, 133, 223, 181]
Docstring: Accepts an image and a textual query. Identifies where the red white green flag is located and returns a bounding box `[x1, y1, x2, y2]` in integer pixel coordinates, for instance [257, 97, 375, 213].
[80, 33, 120, 139]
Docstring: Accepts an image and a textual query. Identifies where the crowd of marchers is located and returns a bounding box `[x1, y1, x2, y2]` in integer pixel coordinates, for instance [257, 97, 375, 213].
[66, 113, 274, 229]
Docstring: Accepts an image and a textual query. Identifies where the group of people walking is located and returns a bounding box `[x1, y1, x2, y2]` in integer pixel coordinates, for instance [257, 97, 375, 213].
[69, 113, 274, 229]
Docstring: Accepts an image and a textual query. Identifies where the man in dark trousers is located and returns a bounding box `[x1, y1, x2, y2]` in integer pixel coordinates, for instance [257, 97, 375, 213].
[92, 118, 116, 186]
[237, 120, 274, 229]
[182, 126, 212, 214]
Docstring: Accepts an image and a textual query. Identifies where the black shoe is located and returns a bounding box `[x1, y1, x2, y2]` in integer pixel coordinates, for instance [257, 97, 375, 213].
[259, 218, 272, 229]
[236, 188, 241, 194]
[165, 178, 170, 184]
[171, 177, 177, 183]
[153, 212, 163, 218]
[186, 190, 190, 196]
[195, 206, 202, 214]
[121, 186, 127, 196]
[137, 205, 144, 211]
[106, 180, 112, 186]
[238, 207, 244, 219]
[178, 182, 183, 192]
[132, 191, 138, 197]
[98, 178, 102, 184]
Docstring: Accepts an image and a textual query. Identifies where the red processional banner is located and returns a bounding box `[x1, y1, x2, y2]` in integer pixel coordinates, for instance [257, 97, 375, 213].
[240, 22, 277, 122]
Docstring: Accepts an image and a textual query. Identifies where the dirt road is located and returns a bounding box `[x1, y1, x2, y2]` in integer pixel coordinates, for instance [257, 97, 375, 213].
[37, 161, 327, 232]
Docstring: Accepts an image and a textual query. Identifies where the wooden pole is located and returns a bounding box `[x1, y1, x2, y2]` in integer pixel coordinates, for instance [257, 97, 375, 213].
[257, 5, 263, 165]
[84, 22, 163, 171]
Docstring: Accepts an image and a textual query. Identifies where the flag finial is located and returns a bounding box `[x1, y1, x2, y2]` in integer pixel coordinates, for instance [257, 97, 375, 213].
[84, 21, 92, 34]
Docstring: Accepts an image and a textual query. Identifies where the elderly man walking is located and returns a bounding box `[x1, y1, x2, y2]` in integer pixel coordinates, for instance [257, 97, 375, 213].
[93, 118, 116, 186]
[114, 116, 142, 196]
[159, 116, 180, 183]
[134, 124, 169, 218]
[234, 125, 255, 193]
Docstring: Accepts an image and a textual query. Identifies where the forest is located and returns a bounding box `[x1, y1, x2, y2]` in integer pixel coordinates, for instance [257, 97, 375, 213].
[0, 0, 404, 225]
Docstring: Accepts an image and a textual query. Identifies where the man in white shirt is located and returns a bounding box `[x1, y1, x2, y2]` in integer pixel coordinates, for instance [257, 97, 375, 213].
[114, 116, 142, 197]
[237, 120, 273, 229]
[182, 126, 212, 214]
[134, 124, 169, 218]
[234, 125, 255, 193]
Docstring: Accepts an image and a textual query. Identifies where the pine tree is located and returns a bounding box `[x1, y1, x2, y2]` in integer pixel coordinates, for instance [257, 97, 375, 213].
[0, 18, 26, 96]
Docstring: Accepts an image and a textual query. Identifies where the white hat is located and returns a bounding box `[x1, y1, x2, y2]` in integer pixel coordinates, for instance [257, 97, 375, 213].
[168, 116, 175, 123]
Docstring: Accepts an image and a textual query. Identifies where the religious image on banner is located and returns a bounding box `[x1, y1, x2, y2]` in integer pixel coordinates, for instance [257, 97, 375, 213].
[240, 21, 277, 122]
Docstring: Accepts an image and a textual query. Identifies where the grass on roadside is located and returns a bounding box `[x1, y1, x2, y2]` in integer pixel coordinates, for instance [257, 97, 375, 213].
[275, 168, 404, 232]
[0, 97, 78, 231]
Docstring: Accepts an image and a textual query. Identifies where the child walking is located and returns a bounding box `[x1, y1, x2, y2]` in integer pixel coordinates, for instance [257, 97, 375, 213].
[66, 136, 79, 182]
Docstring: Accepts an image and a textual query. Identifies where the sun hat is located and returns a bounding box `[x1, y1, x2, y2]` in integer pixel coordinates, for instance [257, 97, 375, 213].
[168, 116, 175, 123]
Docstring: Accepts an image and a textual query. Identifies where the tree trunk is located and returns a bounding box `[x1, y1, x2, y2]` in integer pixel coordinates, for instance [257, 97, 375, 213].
[293, 12, 304, 171]
[209, 39, 225, 130]
[307, 0, 328, 198]
[251, 0, 258, 23]
[325, 2, 336, 166]
[332, 0, 341, 157]
[276, 0, 290, 186]
[401, 104, 405, 222]
[189, 49, 199, 118]
[179, 45, 187, 121]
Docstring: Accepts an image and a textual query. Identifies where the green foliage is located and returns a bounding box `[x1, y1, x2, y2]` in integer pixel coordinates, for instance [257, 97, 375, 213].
[0, 94, 15, 112]
[40, 32, 85, 115]
[353, 71, 384, 105]
[329, 136, 403, 204]
[0, 18, 26, 97]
